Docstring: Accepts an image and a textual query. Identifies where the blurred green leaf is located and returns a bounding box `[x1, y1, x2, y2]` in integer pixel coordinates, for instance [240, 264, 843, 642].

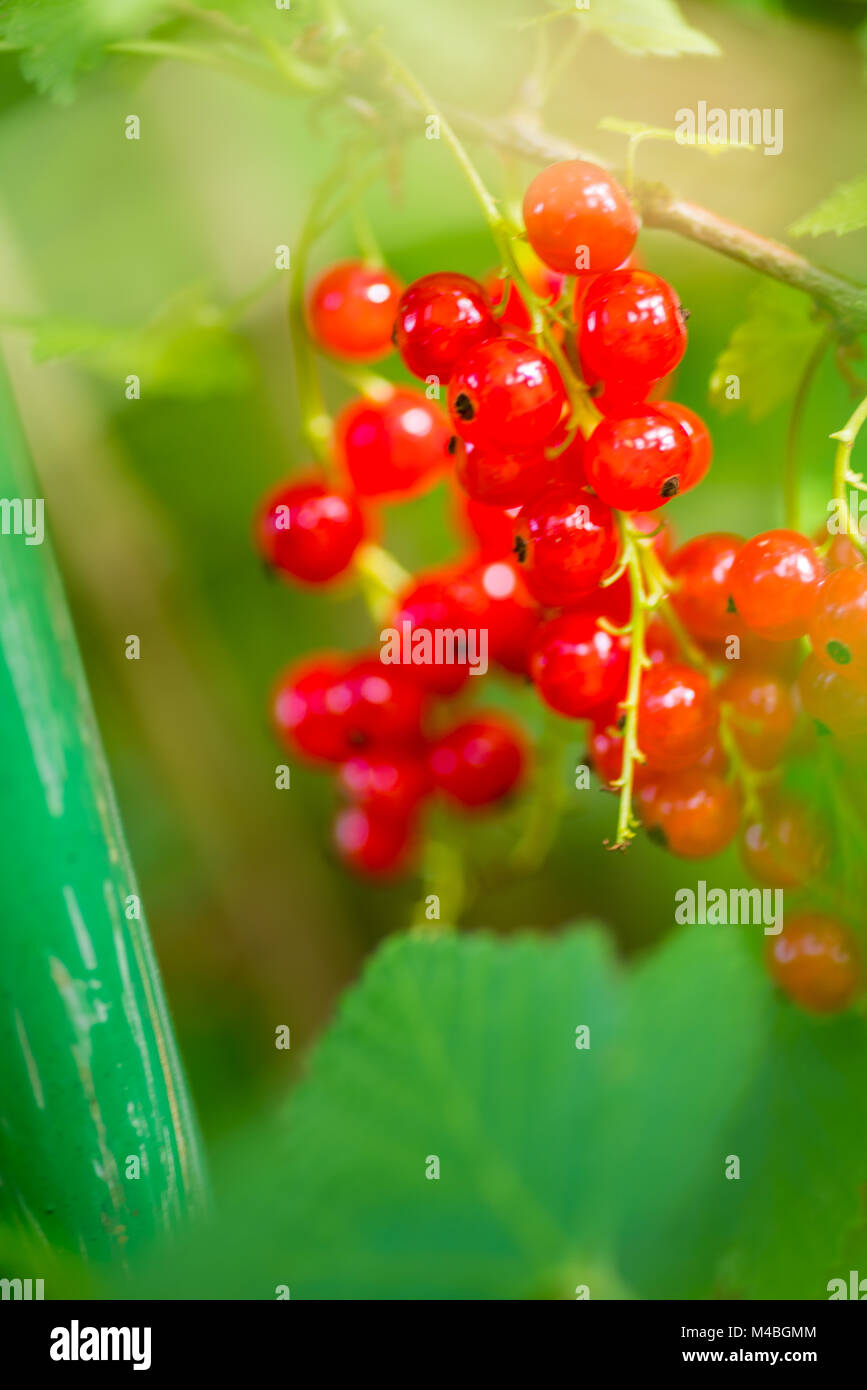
[0, 0, 163, 102]
[790, 173, 867, 238]
[566, 0, 720, 57]
[709, 281, 825, 420]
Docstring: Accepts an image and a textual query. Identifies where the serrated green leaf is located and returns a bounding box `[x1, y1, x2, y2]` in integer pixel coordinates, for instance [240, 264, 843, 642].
[790, 174, 867, 239]
[567, 0, 720, 58]
[709, 281, 825, 421]
[0, 0, 163, 103]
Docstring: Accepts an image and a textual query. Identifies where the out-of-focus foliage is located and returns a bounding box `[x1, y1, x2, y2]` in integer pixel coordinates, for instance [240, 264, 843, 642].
[709, 282, 826, 420]
[791, 173, 867, 237]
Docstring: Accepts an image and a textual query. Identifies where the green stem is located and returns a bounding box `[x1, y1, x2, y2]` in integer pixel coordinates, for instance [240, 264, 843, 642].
[830, 389, 867, 557]
[0, 357, 207, 1265]
[610, 521, 649, 850]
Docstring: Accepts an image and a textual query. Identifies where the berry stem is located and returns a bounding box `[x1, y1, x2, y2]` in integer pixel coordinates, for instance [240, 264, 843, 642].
[830, 389, 867, 557]
[355, 542, 411, 623]
[610, 519, 651, 850]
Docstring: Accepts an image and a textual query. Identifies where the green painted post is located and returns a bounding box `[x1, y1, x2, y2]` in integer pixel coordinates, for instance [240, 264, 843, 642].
[0, 355, 207, 1271]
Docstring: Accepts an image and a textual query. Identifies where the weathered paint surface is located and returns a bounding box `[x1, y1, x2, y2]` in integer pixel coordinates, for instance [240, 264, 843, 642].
[0, 359, 207, 1265]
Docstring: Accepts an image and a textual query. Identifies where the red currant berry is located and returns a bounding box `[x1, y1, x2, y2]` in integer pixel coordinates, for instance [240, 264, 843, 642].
[638, 662, 719, 771]
[255, 477, 365, 584]
[394, 272, 499, 382]
[429, 715, 526, 807]
[645, 617, 679, 666]
[515, 486, 619, 607]
[798, 652, 867, 738]
[328, 657, 427, 746]
[815, 528, 862, 571]
[766, 914, 860, 1014]
[448, 337, 566, 451]
[808, 563, 867, 686]
[656, 402, 712, 492]
[333, 804, 417, 877]
[307, 260, 402, 361]
[335, 389, 450, 498]
[530, 612, 628, 718]
[584, 410, 691, 511]
[337, 750, 431, 817]
[451, 434, 551, 509]
[740, 795, 830, 889]
[522, 160, 638, 275]
[647, 768, 740, 858]
[729, 530, 823, 641]
[589, 723, 653, 791]
[448, 558, 541, 676]
[271, 656, 352, 763]
[455, 492, 521, 557]
[389, 577, 474, 695]
[667, 533, 743, 642]
[716, 669, 795, 770]
[579, 270, 686, 391]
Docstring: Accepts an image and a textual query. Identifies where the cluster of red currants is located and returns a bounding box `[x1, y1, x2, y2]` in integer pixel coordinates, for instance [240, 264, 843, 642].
[253, 157, 864, 1012]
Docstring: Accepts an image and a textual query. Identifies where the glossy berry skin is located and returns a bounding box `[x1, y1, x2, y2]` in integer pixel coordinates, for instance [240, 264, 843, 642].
[740, 796, 829, 889]
[716, 669, 795, 771]
[271, 656, 352, 763]
[448, 558, 541, 676]
[637, 663, 719, 771]
[335, 389, 450, 498]
[522, 160, 639, 275]
[584, 411, 692, 511]
[456, 493, 520, 557]
[656, 402, 712, 492]
[394, 272, 499, 383]
[256, 477, 365, 584]
[429, 715, 526, 807]
[798, 652, 867, 738]
[579, 270, 687, 392]
[448, 337, 567, 451]
[647, 769, 740, 858]
[333, 805, 417, 877]
[766, 915, 861, 1014]
[452, 434, 551, 510]
[337, 750, 431, 817]
[515, 486, 619, 607]
[328, 657, 427, 746]
[668, 533, 743, 642]
[307, 260, 402, 362]
[530, 612, 628, 718]
[389, 578, 474, 695]
[729, 530, 823, 641]
[808, 563, 867, 685]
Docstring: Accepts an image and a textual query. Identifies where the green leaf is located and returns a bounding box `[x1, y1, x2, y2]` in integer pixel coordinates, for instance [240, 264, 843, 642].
[709, 281, 825, 420]
[790, 174, 867, 239]
[567, 0, 720, 58]
[0, 0, 163, 103]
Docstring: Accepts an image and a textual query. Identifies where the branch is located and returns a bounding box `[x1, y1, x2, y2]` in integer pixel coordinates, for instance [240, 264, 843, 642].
[442, 107, 867, 336]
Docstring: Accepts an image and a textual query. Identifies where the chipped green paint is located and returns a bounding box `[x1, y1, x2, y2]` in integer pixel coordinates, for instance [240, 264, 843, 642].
[0, 357, 207, 1267]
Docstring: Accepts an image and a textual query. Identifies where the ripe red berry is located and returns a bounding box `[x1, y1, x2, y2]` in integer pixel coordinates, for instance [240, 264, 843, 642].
[333, 804, 418, 877]
[579, 270, 687, 392]
[766, 914, 861, 1014]
[638, 663, 719, 771]
[337, 750, 431, 817]
[429, 715, 525, 807]
[451, 434, 551, 509]
[335, 389, 451, 498]
[646, 768, 740, 858]
[729, 530, 823, 641]
[515, 486, 619, 607]
[584, 410, 692, 511]
[589, 723, 653, 790]
[271, 656, 352, 763]
[656, 402, 712, 492]
[448, 557, 541, 676]
[530, 612, 629, 718]
[808, 563, 867, 686]
[716, 669, 795, 770]
[448, 337, 566, 450]
[328, 657, 427, 746]
[818, 529, 863, 571]
[522, 160, 639, 275]
[668, 533, 743, 642]
[394, 272, 499, 382]
[740, 795, 830, 889]
[307, 260, 402, 361]
[255, 477, 365, 584]
[798, 652, 867, 738]
[389, 578, 475, 695]
[455, 492, 520, 557]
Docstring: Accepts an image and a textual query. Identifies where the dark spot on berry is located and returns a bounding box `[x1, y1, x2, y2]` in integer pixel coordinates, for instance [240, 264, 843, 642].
[454, 392, 474, 422]
[513, 535, 527, 563]
[589, 381, 604, 399]
[391, 324, 398, 347]
[726, 595, 737, 613]
[447, 435, 459, 456]
[826, 639, 851, 666]
[615, 713, 626, 732]
[348, 729, 367, 748]
[646, 825, 668, 849]
[660, 476, 680, 499]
